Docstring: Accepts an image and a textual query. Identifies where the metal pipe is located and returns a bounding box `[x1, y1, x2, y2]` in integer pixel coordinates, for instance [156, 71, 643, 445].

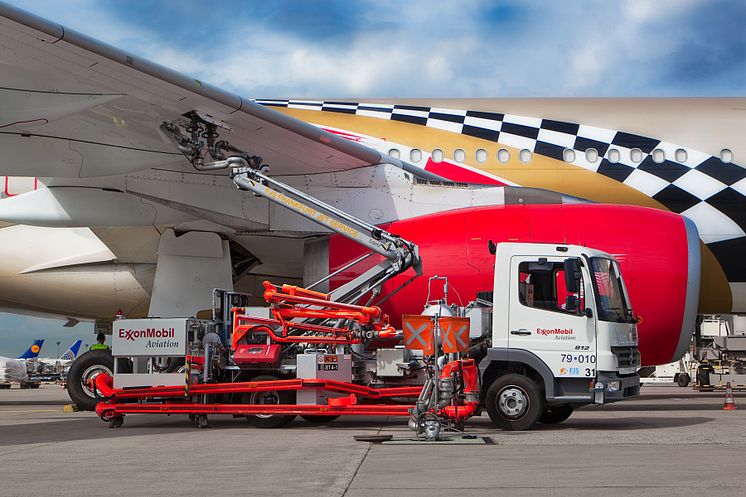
[159, 122, 194, 157]
[232, 172, 399, 260]
[194, 155, 247, 172]
[248, 169, 397, 244]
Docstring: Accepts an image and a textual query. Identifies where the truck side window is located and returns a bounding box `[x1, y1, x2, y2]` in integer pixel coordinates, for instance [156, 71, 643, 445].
[518, 261, 584, 315]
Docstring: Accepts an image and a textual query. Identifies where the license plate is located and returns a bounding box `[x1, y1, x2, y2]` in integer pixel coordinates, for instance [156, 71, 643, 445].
[320, 364, 339, 371]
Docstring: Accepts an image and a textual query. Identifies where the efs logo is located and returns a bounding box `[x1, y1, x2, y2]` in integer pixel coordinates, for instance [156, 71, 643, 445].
[559, 367, 580, 375]
[118, 328, 175, 341]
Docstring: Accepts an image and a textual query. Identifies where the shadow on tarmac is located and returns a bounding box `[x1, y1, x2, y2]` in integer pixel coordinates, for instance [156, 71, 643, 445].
[0, 415, 409, 446]
[0, 400, 69, 406]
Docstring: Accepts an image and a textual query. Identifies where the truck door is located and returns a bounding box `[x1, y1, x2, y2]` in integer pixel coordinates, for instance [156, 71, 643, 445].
[508, 256, 597, 381]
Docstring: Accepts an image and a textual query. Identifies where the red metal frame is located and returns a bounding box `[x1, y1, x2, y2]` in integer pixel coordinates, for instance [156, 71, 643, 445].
[93, 359, 480, 424]
[231, 280, 396, 347]
[94, 279, 481, 426]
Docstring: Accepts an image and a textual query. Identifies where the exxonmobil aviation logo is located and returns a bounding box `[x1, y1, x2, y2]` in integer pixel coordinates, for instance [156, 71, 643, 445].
[113, 319, 186, 355]
[536, 328, 576, 340]
[118, 327, 175, 341]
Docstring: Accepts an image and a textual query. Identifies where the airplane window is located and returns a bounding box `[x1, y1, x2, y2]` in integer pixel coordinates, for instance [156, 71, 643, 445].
[585, 148, 599, 164]
[675, 148, 688, 163]
[410, 149, 422, 163]
[454, 149, 466, 162]
[476, 149, 488, 162]
[721, 148, 733, 163]
[520, 149, 532, 163]
[630, 148, 643, 163]
[388, 148, 400, 159]
[652, 149, 665, 164]
[497, 148, 510, 163]
[432, 148, 443, 163]
[563, 149, 575, 162]
[607, 148, 620, 163]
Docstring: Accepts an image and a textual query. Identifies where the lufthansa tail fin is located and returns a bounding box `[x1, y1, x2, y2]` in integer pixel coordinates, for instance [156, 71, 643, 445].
[18, 339, 44, 359]
[60, 339, 83, 361]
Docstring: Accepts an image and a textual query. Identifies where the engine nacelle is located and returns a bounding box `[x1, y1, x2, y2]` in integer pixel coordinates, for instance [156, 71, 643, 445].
[329, 203, 700, 367]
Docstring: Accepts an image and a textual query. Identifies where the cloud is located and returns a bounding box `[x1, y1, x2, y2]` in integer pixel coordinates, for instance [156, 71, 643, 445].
[9, 0, 745, 98]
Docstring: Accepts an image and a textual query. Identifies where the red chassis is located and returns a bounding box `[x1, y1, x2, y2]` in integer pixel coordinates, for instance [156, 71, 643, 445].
[93, 360, 479, 424]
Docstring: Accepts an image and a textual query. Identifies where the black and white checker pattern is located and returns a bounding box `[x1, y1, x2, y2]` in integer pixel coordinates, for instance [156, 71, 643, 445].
[255, 99, 746, 281]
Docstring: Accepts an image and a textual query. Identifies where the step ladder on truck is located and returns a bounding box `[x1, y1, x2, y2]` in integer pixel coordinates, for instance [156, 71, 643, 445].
[89, 153, 641, 435]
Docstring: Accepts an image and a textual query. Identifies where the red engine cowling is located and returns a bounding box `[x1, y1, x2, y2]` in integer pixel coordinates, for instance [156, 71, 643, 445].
[330, 204, 700, 367]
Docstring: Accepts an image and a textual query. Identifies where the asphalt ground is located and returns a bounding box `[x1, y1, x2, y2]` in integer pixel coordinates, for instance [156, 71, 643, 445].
[0, 384, 744, 497]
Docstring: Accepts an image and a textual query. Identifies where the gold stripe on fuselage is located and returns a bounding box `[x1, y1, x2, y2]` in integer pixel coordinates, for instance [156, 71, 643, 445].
[274, 107, 732, 313]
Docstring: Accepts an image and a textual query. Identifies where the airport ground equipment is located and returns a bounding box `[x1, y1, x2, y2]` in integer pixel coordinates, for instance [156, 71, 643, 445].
[639, 357, 691, 387]
[78, 147, 639, 431]
[685, 315, 746, 391]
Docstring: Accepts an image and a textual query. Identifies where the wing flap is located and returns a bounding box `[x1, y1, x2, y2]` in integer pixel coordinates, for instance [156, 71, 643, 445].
[0, 4, 404, 178]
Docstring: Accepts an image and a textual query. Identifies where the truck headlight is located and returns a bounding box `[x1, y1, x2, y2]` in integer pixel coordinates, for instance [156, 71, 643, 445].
[606, 381, 621, 392]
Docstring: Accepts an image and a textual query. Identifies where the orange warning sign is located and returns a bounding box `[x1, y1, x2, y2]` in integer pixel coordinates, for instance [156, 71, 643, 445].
[439, 317, 470, 353]
[402, 314, 435, 355]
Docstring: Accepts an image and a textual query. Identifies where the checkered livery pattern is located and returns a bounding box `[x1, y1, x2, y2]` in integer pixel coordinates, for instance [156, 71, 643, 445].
[255, 99, 746, 281]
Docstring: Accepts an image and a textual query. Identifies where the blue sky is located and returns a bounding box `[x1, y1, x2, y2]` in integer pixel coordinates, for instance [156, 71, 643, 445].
[6, 0, 746, 98]
[1, 0, 745, 355]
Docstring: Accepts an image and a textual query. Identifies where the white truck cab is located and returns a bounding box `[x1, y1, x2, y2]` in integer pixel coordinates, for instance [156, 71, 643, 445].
[479, 242, 641, 430]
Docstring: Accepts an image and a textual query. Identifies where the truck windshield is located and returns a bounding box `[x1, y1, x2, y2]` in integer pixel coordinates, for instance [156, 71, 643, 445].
[590, 257, 633, 323]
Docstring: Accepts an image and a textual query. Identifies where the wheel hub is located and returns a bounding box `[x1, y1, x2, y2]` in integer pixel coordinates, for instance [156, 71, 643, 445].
[249, 390, 280, 419]
[498, 386, 529, 418]
[80, 364, 112, 398]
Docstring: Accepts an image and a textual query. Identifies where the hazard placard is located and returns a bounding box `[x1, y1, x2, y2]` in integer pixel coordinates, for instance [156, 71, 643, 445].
[402, 315, 435, 355]
[439, 317, 470, 353]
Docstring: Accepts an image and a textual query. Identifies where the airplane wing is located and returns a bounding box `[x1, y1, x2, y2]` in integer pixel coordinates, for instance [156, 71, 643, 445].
[0, 2, 441, 181]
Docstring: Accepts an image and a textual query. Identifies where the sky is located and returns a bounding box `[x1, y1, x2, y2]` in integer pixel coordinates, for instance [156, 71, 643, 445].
[5, 0, 746, 98]
[1, 0, 746, 355]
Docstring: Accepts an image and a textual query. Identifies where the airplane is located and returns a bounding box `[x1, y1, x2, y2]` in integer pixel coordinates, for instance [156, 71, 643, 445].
[0, 2, 743, 390]
[35, 339, 83, 369]
[17, 339, 43, 360]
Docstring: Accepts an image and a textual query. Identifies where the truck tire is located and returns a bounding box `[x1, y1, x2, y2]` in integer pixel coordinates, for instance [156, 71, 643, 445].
[485, 374, 544, 431]
[539, 404, 573, 424]
[66, 349, 114, 411]
[243, 374, 296, 428]
[676, 373, 691, 387]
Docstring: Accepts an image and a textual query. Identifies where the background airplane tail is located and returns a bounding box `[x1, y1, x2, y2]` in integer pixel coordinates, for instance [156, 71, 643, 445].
[59, 339, 83, 361]
[18, 339, 44, 359]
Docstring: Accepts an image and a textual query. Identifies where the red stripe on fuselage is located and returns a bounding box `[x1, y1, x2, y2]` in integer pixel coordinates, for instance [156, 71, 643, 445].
[424, 158, 506, 185]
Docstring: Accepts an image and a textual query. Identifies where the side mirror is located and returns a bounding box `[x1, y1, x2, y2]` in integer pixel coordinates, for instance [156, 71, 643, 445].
[565, 295, 580, 313]
[563, 258, 582, 293]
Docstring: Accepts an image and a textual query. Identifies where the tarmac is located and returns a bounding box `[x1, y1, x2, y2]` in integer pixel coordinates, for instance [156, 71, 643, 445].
[1, 384, 745, 497]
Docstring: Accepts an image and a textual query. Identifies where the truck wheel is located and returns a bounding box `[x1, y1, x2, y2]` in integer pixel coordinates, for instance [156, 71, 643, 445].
[243, 374, 296, 428]
[66, 350, 115, 411]
[676, 373, 691, 387]
[485, 374, 544, 431]
[539, 404, 573, 424]
[301, 415, 340, 423]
